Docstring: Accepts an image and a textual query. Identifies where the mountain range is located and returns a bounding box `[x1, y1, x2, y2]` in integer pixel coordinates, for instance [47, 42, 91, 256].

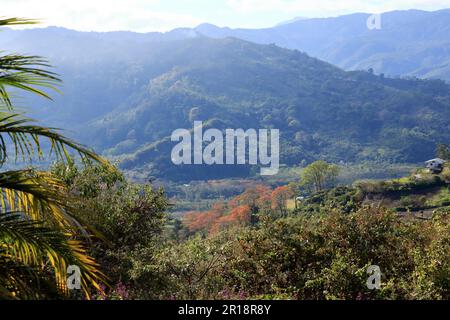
[1, 9, 450, 181]
[192, 9, 450, 81]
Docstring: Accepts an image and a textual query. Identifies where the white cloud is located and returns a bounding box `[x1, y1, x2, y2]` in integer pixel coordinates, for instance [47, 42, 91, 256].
[226, 0, 450, 16]
[1, 0, 202, 32]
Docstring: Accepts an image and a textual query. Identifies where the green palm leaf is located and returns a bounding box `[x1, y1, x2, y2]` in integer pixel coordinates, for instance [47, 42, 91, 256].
[0, 212, 105, 298]
[0, 17, 111, 299]
[0, 17, 39, 27]
[0, 111, 110, 166]
[0, 53, 60, 109]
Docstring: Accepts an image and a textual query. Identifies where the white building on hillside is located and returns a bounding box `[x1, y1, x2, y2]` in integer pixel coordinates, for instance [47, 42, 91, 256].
[425, 158, 446, 173]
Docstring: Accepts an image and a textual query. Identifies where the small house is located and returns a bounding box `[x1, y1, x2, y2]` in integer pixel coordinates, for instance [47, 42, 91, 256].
[425, 158, 446, 173]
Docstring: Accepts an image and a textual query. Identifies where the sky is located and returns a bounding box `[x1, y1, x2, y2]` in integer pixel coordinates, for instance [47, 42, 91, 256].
[2, 0, 450, 32]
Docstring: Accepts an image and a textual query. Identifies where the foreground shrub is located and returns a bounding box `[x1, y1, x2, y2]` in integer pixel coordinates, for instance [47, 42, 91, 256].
[150, 207, 449, 300]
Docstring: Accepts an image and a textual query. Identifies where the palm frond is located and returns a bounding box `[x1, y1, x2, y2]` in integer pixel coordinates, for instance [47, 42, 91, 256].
[0, 18, 39, 27]
[0, 212, 105, 298]
[0, 111, 110, 167]
[0, 17, 109, 299]
[1, 18, 59, 109]
[0, 169, 85, 229]
[0, 54, 60, 109]
[0, 257, 46, 299]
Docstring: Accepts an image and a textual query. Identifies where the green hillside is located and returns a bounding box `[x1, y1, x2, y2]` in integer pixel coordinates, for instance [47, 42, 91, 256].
[2, 30, 450, 181]
[86, 37, 450, 180]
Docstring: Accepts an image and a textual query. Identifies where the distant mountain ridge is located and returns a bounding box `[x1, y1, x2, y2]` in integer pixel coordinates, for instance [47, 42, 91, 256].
[190, 9, 450, 81]
[275, 17, 309, 26]
[4, 8, 450, 81]
[1, 15, 450, 181]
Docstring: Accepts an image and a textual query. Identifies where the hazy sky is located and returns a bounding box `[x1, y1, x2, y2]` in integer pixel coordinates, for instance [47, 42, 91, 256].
[2, 0, 450, 32]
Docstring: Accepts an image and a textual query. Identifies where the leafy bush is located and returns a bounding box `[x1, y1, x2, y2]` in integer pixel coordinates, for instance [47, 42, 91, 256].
[52, 162, 169, 299]
[52, 163, 449, 300]
[145, 207, 449, 300]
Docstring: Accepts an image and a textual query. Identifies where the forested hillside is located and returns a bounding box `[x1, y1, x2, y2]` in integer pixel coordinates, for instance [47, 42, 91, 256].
[2, 29, 450, 181]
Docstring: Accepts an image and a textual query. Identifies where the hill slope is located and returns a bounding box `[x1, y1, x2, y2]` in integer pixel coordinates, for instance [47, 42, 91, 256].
[1, 30, 450, 181]
[104, 38, 450, 180]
